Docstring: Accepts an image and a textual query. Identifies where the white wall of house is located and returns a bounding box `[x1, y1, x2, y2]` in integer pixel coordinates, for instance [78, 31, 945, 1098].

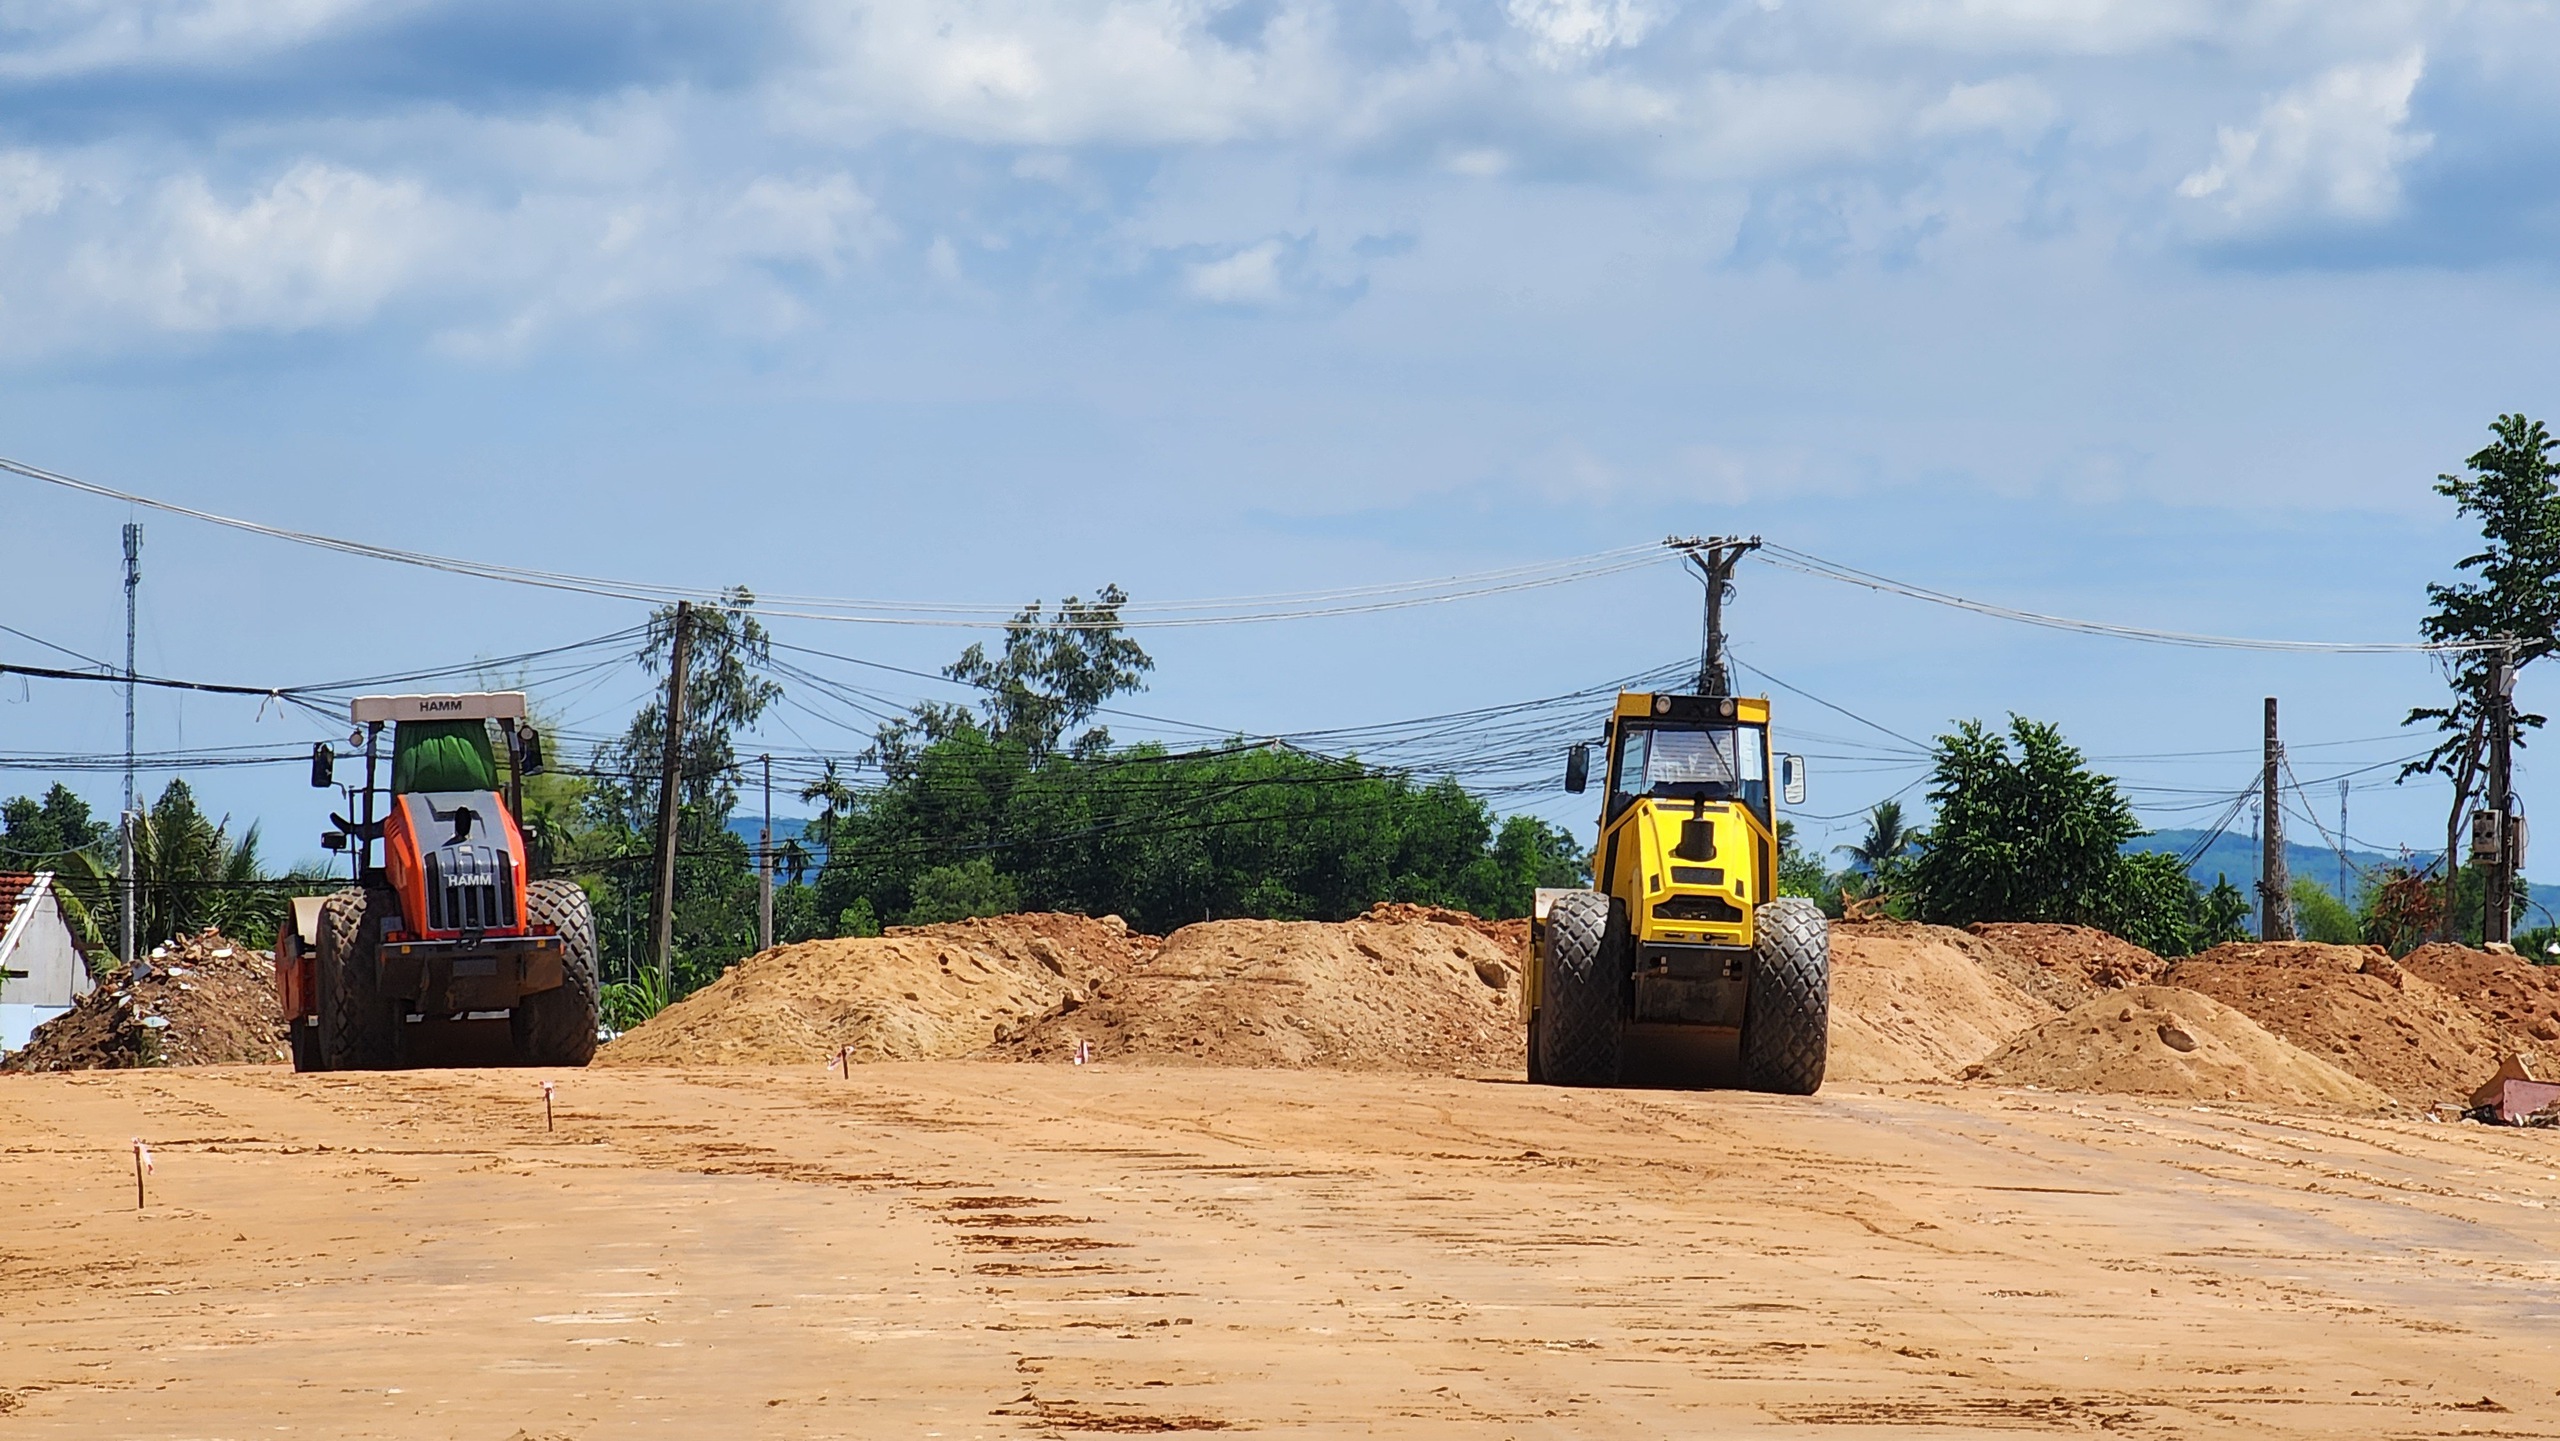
[0, 877, 92, 1054]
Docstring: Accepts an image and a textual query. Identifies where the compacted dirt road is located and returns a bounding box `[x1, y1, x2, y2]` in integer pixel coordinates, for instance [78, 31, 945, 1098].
[7, 1064, 2560, 1438]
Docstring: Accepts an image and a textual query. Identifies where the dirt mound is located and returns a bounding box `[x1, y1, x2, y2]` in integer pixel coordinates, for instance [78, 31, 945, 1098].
[1826, 921, 2056, 1083]
[1359, 901, 1528, 952]
[2397, 943, 2560, 1062]
[597, 914, 1158, 1067]
[2185, 940, 2379, 973]
[989, 915, 1522, 1072]
[1965, 923, 2166, 1008]
[2166, 947, 2500, 1106]
[3, 930, 285, 1071]
[1964, 985, 2393, 1108]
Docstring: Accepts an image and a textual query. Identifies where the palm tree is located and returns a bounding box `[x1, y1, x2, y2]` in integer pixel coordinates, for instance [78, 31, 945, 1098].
[1835, 799, 1920, 878]
[54, 779, 309, 957]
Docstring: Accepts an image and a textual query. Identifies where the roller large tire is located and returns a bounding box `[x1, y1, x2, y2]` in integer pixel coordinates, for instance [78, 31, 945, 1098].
[1742, 897, 1829, 1095]
[317, 886, 397, 1071]
[1535, 890, 1628, 1087]
[511, 879, 601, 1067]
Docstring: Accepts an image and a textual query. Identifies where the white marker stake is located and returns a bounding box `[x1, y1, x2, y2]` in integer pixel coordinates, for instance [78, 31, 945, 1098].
[132, 1138, 153, 1210]
[541, 1080, 555, 1133]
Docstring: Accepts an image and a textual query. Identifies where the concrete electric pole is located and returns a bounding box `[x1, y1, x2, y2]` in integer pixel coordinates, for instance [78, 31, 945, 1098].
[2484, 648, 2519, 947]
[649, 601, 694, 996]
[1676, 535, 1762, 697]
[120, 522, 140, 967]
[758, 752, 774, 955]
[2260, 697, 2293, 941]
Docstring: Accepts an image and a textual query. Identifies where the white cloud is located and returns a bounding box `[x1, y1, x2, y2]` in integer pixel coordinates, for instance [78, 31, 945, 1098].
[777, 0, 1346, 147]
[0, 151, 67, 233]
[2177, 50, 2432, 229]
[1916, 76, 2058, 143]
[1652, 71, 1907, 182]
[1184, 238, 1286, 304]
[723, 173, 889, 276]
[1503, 0, 1668, 66]
[68, 161, 442, 333]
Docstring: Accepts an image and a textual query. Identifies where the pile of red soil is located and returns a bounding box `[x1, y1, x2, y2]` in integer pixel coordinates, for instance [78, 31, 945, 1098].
[1825, 921, 2056, 1083]
[989, 914, 1522, 1073]
[1964, 985, 2393, 1109]
[1359, 901, 1528, 953]
[2164, 942, 2500, 1106]
[4, 930, 286, 1072]
[1965, 923, 2167, 1008]
[600, 913, 1158, 1067]
[2397, 943, 2560, 1059]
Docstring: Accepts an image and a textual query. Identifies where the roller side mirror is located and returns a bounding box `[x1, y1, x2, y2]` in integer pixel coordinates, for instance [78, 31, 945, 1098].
[310, 743, 336, 789]
[1780, 753, 1807, 807]
[1564, 743, 1591, 795]
[516, 725, 546, 777]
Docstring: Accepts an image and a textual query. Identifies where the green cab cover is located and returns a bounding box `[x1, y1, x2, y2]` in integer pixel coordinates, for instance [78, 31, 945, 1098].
[393, 720, 499, 795]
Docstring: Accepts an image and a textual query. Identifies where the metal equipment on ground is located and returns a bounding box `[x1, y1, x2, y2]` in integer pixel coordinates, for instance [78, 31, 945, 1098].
[276, 693, 599, 1070]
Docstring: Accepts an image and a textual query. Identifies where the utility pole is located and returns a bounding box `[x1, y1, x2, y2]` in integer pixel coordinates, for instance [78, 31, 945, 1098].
[1675, 535, 1762, 697]
[2337, 779, 2350, 903]
[2260, 696, 2293, 941]
[120, 523, 140, 967]
[757, 752, 774, 954]
[648, 602, 694, 995]
[2485, 647, 2519, 946]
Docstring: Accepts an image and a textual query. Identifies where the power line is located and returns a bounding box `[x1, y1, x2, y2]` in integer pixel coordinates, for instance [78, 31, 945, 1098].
[2, 452, 1669, 628]
[0, 623, 117, 670]
[1761, 543, 2499, 654]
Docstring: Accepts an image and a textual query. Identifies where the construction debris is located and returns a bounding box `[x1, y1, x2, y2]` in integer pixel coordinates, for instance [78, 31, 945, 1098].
[3, 930, 287, 1072]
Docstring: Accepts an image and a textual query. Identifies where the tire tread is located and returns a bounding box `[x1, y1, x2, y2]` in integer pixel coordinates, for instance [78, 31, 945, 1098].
[512, 878, 601, 1067]
[1536, 890, 1627, 1087]
[1742, 897, 1829, 1095]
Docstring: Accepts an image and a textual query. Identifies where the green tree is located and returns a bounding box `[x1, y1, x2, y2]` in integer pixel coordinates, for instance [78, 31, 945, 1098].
[2290, 875, 2360, 944]
[904, 857, 1022, 924]
[2406, 415, 2560, 934]
[585, 589, 782, 1003]
[1910, 715, 2223, 954]
[2197, 874, 2251, 949]
[1834, 799, 1918, 878]
[0, 784, 111, 871]
[803, 595, 1582, 934]
[1911, 716, 2142, 927]
[51, 779, 308, 956]
[1776, 819, 1834, 906]
[941, 588, 1154, 761]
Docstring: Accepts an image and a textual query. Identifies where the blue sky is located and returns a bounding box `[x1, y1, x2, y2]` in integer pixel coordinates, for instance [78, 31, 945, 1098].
[3, 0, 2558, 884]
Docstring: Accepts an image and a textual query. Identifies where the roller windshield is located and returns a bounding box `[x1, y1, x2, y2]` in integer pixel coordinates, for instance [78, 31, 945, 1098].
[1612, 723, 1768, 813]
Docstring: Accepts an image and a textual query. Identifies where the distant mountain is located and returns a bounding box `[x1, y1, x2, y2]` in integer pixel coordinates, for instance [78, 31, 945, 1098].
[2133, 828, 2553, 921]
[2130, 829, 2426, 903]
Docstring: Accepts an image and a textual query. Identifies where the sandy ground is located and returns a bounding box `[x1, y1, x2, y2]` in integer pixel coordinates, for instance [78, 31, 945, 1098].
[8, 1065, 2560, 1438]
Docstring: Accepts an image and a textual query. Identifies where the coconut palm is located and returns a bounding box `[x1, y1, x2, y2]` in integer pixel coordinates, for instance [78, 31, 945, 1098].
[53, 779, 311, 957]
[1834, 799, 1920, 879]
